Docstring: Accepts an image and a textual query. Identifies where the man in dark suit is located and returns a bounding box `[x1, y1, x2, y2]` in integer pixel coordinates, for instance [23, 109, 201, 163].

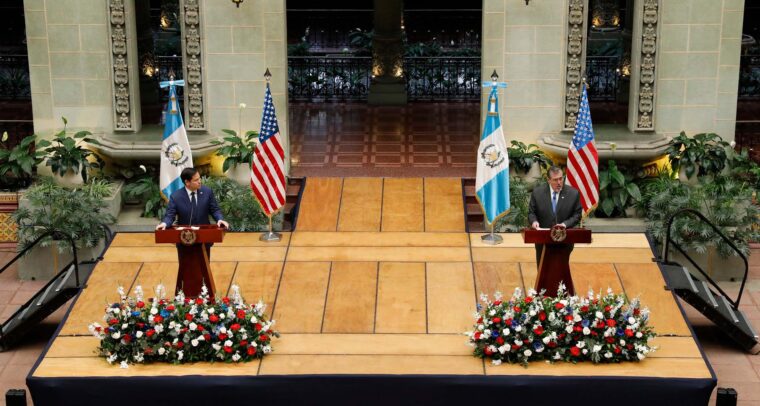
[528, 165, 582, 265]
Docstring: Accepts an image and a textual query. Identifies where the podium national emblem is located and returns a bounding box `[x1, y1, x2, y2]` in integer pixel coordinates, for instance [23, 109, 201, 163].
[180, 229, 197, 245]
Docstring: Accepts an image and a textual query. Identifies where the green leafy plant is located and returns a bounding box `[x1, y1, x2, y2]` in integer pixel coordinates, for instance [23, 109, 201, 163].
[0, 131, 50, 189]
[80, 177, 116, 200]
[203, 176, 269, 232]
[644, 174, 759, 258]
[494, 176, 531, 232]
[507, 141, 554, 174]
[210, 128, 258, 173]
[13, 178, 116, 253]
[43, 117, 103, 183]
[665, 132, 728, 180]
[348, 29, 373, 55]
[597, 160, 642, 218]
[123, 176, 167, 220]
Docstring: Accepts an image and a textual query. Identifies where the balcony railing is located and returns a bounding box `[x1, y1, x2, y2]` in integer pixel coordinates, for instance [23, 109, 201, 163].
[288, 56, 373, 101]
[0, 55, 30, 101]
[585, 56, 620, 101]
[404, 57, 480, 101]
[739, 55, 760, 99]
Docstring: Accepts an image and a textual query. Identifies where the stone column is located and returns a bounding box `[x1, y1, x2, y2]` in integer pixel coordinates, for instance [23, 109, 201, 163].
[367, 0, 407, 105]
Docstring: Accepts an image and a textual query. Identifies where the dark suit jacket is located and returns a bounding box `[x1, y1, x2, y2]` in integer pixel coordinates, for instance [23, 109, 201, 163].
[528, 183, 582, 229]
[162, 185, 223, 226]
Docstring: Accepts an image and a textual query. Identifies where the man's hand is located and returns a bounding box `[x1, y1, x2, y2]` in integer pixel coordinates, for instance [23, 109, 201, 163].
[532, 221, 540, 229]
[217, 220, 230, 229]
[557, 223, 567, 228]
[156, 222, 167, 230]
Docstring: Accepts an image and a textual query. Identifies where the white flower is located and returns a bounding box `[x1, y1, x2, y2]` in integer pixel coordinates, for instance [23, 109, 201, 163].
[136, 331, 143, 338]
[220, 327, 228, 334]
[158, 347, 166, 355]
[150, 308, 158, 315]
[565, 325, 574, 334]
[636, 332, 643, 338]
[198, 335, 206, 341]
[595, 311, 604, 319]
[492, 359, 502, 366]
[263, 346, 272, 354]
[488, 345, 498, 354]
[620, 339, 626, 346]
[250, 315, 258, 323]
[477, 325, 485, 331]
[730, 141, 736, 148]
[239, 103, 247, 109]
[120, 361, 129, 369]
[232, 353, 241, 361]
[489, 309, 496, 316]
[225, 340, 233, 347]
[542, 336, 551, 344]
[208, 308, 215, 314]
[604, 352, 613, 359]
[515, 325, 522, 332]
[212, 343, 221, 351]
[111, 332, 121, 339]
[582, 349, 588, 355]
[191, 339, 199, 347]
[523, 349, 532, 357]
[628, 317, 636, 324]
[529, 310, 536, 317]
[502, 328, 510, 336]
[189, 322, 197, 331]
[107, 354, 118, 364]
[177, 350, 184, 361]
[219, 313, 226, 319]
[583, 327, 590, 335]
[498, 345, 508, 354]
[592, 345, 602, 353]
[637, 353, 645, 360]
[154, 324, 164, 334]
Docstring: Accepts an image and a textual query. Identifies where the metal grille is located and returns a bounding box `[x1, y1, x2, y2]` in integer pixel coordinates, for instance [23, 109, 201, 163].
[404, 57, 480, 101]
[288, 56, 373, 101]
[0, 55, 30, 100]
[585, 56, 620, 101]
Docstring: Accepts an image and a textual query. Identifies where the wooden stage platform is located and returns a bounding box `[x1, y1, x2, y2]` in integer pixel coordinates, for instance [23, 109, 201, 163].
[28, 178, 715, 405]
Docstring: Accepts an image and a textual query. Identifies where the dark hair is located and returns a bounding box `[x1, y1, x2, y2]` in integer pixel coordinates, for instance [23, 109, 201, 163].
[180, 167, 198, 183]
[547, 165, 564, 177]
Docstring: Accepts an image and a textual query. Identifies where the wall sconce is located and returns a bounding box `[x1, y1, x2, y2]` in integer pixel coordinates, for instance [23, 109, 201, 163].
[232, 0, 243, 7]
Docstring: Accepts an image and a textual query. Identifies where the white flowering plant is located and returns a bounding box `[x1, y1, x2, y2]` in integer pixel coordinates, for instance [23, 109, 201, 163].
[89, 284, 278, 367]
[466, 284, 656, 366]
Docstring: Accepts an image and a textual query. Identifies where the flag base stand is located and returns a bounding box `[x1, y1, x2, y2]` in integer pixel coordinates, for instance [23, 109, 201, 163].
[480, 233, 503, 245]
[259, 231, 282, 242]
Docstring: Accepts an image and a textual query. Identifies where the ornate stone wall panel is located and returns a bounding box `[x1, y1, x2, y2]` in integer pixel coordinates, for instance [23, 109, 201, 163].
[109, 0, 133, 130]
[635, 0, 658, 130]
[182, 0, 206, 130]
[563, 0, 586, 130]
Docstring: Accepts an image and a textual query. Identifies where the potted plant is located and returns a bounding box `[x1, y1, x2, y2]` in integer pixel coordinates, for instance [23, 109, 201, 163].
[210, 104, 257, 185]
[597, 160, 642, 218]
[507, 140, 553, 184]
[666, 132, 728, 183]
[122, 175, 167, 220]
[204, 176, 269, 231]
[494, 175, 531, 232]
[42, 117, 103, 187]
[0, 131, 50, 190]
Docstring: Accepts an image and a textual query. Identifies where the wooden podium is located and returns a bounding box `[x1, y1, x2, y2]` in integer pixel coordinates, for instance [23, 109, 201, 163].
[155, 225, 224, 298]
[522, 227, 592, 297]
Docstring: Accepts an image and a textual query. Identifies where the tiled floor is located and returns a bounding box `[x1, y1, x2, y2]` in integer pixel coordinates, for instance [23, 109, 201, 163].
[1, 246, 759, 405]
[288, 102, 481, 177]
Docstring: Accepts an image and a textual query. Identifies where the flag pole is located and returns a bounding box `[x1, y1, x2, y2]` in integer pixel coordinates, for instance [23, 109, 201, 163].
[481, 221, 503, 245]
[259, 214, 281, 242]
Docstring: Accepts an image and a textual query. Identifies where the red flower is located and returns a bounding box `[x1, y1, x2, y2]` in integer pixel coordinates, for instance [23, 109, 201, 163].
[492, 317, 502, 324]
[209, 314, 219, 323]
[136, 301, 145, 308]
[547, 341, 557, 348]
[153, 315, 164, 323]
[176, 342, 184, 349]
[523, 339, 530, 344]
[524, 297, 533, 303]
[254, 323, 262, 332]
[533, 326, 544, 335]
[484, 347, 493, 355]
[108, 318, 118, 325]
[223, 297, 231, 304]
[474, 332, 482, 340]
[185, 313, 194, 321]
[591, 331, 598, 336]
[247, 346, 257, 355]
[146, 329, 155, 337]
[259, 334, 269, 342]
[218, 333, 228, 341]
[230, 323, 241, 332]
[144, 348, 153, 355]
[573, 325, 582, 333]
[624, 329, 634, 337]
[477, 317, 483, 324]
[504, 318, 513, 326]
[604, 305, 611, 312]
[496, 336, 505, 345]
[570, 346, 581, 356]
[166, 305, 175, 311]
[555, 303, 565, 310]
[223, 346, 232, 353]
[197, 325, 204, 331]
[513, 306, 521, 313]
[237, 310, 247, 319]
[580, 305, 589, 312]
[558, 333, 566, 340]
[596, 321, 605, 329]
[493, 300, 502, 306]
[626, 344, 633, 350]
[511, 344, 520, 350]
[633, 308, 641, 316]
[239, 340, 248, 347]
[614, 346, 622, 354]
[538, 312, 546, 321]
[564, 315, 574, 322]
[180, 328, 188, 334]
[606, 319, 616, 327]
[94, 326, 102, 332]
[123, 334, 132, 343]
[184, 298, 191, 304]
[137, 322, 145, 329]
[195, 298, 203, 305]
[606, 336, 615, 343]
[164, 341, 171, 347]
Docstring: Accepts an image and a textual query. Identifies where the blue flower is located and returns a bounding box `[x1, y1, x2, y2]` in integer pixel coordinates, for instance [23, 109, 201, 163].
[581, 319, 590, 328]
[616, 328, 624, 336]
[511, 320, 520, 328]
[492, 331, 500, 338]
[110, 303, 120, 308]
[131, 311, 141, 317]
[476, 304, 483, 311]
[566, 307, 573, 314]
[532, 341, 544, 351]
[160, 309, 170, 318]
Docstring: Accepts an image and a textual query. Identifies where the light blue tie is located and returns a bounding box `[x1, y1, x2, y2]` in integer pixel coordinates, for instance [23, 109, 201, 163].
[551, 191, 558, 214]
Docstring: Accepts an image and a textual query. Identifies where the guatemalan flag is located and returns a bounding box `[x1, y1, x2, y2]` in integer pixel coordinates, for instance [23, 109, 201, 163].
[476, 87, 510, 225]
[159, 79, 193, 200]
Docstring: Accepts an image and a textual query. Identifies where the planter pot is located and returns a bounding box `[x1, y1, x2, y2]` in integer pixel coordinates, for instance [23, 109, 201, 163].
[0, 190, 23, 250]
[510, 163, 543, 189]
[55, 169, 84, 188]
[668, 245, 747, 282]
[18, 239, 104, 280]
[225, 163, 251, 186]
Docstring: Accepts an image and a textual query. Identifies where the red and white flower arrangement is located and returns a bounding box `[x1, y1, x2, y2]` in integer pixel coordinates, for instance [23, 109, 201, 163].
[89, 284, 278, 368]
[466, 283, 656, 366]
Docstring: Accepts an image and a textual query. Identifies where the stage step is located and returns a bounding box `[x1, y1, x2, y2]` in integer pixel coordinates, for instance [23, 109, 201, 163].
[0, 261, 96, 352]
[283, 177, 305, 231]
[662, 262, 760, 354]
[462, 178, 486, 233]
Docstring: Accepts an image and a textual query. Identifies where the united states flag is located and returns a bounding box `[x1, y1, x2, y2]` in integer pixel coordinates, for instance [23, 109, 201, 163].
[566, 83, 599, 215]
[250, 83, 286, 216]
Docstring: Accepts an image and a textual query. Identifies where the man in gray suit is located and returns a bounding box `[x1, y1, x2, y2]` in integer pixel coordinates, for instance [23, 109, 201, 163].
[528, 165, 583, 266]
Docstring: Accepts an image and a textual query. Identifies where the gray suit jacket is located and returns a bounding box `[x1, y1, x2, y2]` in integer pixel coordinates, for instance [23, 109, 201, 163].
[528, 183, 582, 229]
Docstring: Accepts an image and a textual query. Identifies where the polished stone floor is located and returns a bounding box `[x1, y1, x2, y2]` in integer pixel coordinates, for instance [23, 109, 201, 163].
[288, 102, 480, 177]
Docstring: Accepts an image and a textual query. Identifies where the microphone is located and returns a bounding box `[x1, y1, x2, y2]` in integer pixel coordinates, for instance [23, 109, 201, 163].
[189, 191, 195, 228]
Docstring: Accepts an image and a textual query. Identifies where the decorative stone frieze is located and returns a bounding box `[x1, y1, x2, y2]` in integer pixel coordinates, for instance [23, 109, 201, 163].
[109, 0, 132, 130]
[182, 0, 205, 130]
[635, 0, 658, 130]
[563, 0, 585, 130]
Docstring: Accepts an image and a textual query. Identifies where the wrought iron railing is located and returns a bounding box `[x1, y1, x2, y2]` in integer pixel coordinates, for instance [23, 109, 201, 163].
[739, 55, 760, 99]
[0, 54, 30, 100]
[403, 57, 480, 101]
[288, 56, 372, 101]
[585, 56, 620, 101]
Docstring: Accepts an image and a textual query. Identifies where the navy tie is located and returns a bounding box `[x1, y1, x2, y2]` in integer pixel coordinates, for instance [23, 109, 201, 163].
[552, 192, 558, 214]
[191, 191, 197, 222]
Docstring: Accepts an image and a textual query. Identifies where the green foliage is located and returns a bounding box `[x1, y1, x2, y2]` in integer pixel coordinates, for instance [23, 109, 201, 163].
[507, 141, 554, 174]
[203, 176, 269, 232]
[0, 132, 50, 189]
[123, 176, 166, 220]
[13, 178, 116, 253]
[725, 146, 760, 191]
[597, 160, 642, 218]
[347, 29, 373, 55]
[666, 132, 728, 180]
[210, 129, 258, 173]
[494, 176, 532, 232]
[43, 117, 103, 183]
[644, 174, 759, 258]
